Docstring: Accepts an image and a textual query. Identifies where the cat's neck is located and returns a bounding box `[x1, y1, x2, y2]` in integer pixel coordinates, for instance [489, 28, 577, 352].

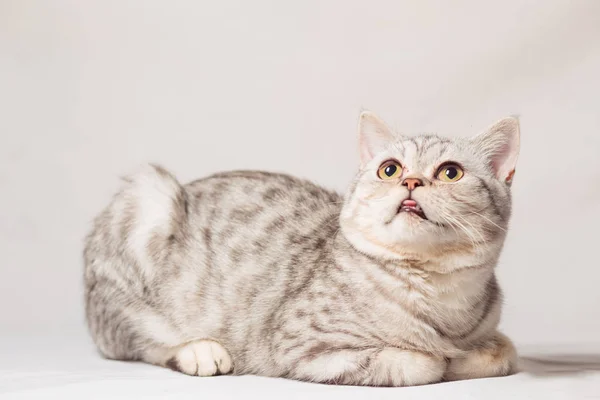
[332, 231, 497, 336]
[333, 230, 502, 276]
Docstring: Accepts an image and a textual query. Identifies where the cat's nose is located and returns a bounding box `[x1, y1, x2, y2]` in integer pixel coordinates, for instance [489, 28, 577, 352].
[402, 178, 423, 191]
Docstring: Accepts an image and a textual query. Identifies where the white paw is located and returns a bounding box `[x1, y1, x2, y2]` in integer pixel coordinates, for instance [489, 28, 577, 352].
[167, 340, 233, 376]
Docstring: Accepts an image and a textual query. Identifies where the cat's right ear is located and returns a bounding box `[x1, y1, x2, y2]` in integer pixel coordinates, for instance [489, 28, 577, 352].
[358, 111, 395, 167]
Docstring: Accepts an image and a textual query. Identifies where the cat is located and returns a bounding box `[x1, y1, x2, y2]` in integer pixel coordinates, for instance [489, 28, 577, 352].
[84, 111, 520, 386]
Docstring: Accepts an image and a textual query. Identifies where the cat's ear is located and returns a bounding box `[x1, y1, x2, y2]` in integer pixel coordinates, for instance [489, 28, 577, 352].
[472, 117, 520, 184]
[358, 111, 395, 166]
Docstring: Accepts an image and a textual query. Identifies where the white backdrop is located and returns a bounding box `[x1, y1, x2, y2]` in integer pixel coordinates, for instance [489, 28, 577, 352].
[1, 0, 599, 352]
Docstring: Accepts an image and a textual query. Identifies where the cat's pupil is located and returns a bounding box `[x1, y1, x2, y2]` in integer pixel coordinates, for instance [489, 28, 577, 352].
[445, 167, 458, 179]
[385, 165, 397, 177]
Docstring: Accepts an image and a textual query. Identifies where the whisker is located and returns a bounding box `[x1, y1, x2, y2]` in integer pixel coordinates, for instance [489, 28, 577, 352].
[469, 210, 507, 233]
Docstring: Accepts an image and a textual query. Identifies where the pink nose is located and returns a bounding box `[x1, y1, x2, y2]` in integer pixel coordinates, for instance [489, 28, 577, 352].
[402, 178, 423, 191]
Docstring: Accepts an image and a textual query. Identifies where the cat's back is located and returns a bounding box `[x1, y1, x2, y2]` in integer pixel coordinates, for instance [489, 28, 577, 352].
[84, 167, 342, 272]
[175, 170, 343, 279]
[184, 170, 342, 233]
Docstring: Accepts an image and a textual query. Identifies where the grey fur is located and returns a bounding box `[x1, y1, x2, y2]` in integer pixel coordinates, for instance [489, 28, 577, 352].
[84, 115, 520, 386]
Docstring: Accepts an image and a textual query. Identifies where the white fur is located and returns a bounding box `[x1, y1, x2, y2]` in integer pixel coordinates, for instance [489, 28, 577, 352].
[294, 350, 366, 382]
[175, 340, 233, 376]
[125, 165, 180, 276]
[135, 311, 182, 347]
[374, 349, 445, 386]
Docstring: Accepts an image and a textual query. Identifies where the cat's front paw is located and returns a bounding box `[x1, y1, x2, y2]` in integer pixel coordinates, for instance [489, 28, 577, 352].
[445, 332, 517, 381]
[166, 340, 233, 376]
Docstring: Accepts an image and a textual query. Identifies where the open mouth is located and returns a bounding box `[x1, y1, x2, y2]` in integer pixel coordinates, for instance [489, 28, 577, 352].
[398, 199, 427, 220]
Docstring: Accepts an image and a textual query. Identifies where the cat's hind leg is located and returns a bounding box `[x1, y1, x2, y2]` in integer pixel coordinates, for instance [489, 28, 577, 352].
[84, 165, 232, 376]
[86, 286, 233, 377]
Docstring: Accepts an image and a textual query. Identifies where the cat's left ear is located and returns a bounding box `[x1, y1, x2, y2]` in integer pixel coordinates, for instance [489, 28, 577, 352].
[472, 117, 520, 184]
[358, 111, 395, 167]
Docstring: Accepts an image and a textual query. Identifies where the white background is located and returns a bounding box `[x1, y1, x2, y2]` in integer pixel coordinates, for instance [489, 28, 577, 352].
[1, 0, 599, 356]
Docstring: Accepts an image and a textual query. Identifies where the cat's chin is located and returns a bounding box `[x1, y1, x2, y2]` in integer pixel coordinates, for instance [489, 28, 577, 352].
[397, 208, 427, 220]
[340, 220, 446, 262]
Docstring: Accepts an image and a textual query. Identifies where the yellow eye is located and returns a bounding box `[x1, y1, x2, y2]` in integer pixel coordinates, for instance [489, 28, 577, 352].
[377, 160, 403, 180]
[437, 164, 464, 182]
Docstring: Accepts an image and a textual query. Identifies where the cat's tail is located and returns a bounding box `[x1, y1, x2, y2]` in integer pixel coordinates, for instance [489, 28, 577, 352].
[116, 164, 189, 271]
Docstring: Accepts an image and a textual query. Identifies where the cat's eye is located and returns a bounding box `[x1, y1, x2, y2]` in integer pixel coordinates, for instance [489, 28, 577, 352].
[437, 164, 464, 182]
[377, 160, 403, 180]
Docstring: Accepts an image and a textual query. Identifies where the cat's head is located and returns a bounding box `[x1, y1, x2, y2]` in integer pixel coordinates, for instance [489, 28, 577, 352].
[340, 111, 520, 263]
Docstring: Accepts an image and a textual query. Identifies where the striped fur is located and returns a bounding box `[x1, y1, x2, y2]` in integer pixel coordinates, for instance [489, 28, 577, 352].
[84, 113, 519, 386]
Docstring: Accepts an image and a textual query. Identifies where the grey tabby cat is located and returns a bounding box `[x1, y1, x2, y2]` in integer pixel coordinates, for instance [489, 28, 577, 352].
[84, 111, 520, 386]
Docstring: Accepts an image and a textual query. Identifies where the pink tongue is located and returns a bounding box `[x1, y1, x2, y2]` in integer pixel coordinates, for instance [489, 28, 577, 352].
[402, 199, 418, 207]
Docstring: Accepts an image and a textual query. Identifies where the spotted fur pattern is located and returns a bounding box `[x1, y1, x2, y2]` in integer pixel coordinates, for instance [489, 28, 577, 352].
[84, 113, 519, 386]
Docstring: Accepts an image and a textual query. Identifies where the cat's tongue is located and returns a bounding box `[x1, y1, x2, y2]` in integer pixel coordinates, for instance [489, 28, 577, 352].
[402, 199, 418, 208]
[399, 199, 427, 219]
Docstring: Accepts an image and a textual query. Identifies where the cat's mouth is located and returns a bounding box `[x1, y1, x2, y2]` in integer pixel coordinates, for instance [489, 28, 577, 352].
[398, 199, 427, 220]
